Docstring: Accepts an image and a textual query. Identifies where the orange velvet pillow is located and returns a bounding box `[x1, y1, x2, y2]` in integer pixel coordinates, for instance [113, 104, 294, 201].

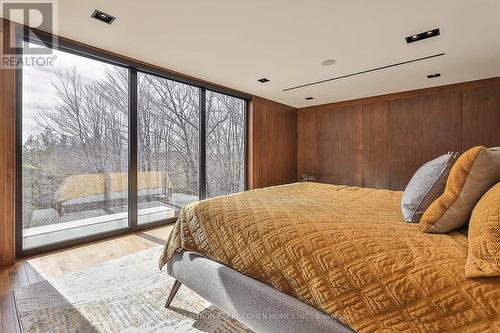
[465, 182, 500, 278]
[420, 146, 500, 233]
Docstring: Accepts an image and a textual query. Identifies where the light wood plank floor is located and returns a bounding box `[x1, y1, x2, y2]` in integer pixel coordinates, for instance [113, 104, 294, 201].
[144, 225, 174, 241]
[0, 224, 174, 333]
[28, 234, 158, 280]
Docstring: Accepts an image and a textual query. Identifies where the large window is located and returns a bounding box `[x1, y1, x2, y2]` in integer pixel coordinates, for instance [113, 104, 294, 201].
[137, 73, 200, 225]
[21, 42, 129, 250]
[18, 35, 247, 254]
[206, 91, 245, 198]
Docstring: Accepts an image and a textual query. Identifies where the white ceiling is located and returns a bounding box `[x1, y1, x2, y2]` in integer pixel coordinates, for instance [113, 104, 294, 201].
[7, 0, 500, 107]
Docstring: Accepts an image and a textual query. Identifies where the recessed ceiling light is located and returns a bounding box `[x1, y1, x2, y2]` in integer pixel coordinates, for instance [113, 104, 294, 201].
[91, 9, 116, 24]
[257, 78, 270, 83]
[405, 28, 440, 43]
[427, 73, 441, 79]
[321, 59, 336, 66]
[305, 97, 314, 100]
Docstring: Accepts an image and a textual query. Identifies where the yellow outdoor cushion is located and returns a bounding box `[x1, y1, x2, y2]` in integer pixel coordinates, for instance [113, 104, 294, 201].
[466, 182, 500, 278]
[58, 171, 172, 201]
[420, 146, 500, 233]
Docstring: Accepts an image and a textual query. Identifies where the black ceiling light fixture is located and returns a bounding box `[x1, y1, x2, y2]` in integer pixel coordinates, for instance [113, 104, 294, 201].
[427, 73, 441, 79]
[91, 9, 116, 24]
[305, 97, 314, 100]
[257, 78, 270, 83]
[405, 28, 440, 43]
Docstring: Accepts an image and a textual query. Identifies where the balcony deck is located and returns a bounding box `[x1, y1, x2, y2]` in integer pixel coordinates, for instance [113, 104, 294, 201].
[23, 206, 177, 250]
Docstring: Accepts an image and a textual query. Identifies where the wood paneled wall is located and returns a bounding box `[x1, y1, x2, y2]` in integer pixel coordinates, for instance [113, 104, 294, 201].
[317, 105, 363, 186]
[298, 77, 500, 190]
[362, 102, 390, 189]
[0, 19, 16, 268]
[389, 92, 462, 189]
[249, 96, 297, 189]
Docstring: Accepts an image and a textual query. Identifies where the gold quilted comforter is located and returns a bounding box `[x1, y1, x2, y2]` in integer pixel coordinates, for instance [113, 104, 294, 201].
[159, 183, 500, 332]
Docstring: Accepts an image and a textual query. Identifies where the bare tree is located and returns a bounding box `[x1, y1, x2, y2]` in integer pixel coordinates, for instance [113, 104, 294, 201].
[24, 65, 245, 227]
[206, 91, 245, 196]
[143, 74, 200, 194]
[37, 67, 128, 213]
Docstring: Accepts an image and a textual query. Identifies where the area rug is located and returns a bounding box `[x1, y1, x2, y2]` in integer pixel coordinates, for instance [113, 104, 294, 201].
[14, 246, 253, 333]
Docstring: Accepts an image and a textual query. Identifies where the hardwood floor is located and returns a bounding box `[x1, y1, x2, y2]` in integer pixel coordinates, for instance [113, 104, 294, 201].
[28, 234, 158, 280]
[143, 226, 173, 242]
[0, 224, 173, 333]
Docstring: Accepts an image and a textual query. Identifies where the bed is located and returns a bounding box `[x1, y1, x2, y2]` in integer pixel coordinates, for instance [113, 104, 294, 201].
[160, 182, 500, 332]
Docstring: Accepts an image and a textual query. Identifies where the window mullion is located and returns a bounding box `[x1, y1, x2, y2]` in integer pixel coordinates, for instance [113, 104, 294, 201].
[199, 88, 207, 200]
[128, 68, 138, 229]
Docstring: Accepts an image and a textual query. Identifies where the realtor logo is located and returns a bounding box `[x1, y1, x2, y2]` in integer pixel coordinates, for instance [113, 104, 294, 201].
[1, 0, 58, 67]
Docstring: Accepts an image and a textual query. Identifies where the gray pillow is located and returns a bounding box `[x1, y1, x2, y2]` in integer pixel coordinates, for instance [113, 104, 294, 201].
[401, 152, 458, 223]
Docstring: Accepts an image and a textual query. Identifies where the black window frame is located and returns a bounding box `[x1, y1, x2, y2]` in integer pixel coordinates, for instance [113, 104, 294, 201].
[15, 27, 250, 257]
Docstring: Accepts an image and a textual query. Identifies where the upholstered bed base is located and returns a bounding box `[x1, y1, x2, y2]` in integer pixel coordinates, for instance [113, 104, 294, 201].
[166, 251, 354, 333]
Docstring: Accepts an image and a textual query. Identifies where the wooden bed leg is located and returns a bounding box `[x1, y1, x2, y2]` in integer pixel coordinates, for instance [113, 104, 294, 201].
[165, 280, 182, 308]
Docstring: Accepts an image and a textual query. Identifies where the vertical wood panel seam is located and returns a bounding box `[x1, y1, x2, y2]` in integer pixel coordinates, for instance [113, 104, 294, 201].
[388, 101, 391, 189]
[361, 104, 365, 187]
[295, 110, 298, 182]
[460, 88, 464, 153]
[266, 101, 270, 186]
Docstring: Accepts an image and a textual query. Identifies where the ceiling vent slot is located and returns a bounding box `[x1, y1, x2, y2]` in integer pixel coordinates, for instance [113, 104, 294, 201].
[283, 53, 445, 92]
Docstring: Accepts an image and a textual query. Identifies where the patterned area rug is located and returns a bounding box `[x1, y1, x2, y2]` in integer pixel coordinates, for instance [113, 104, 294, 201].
[14, 247, 253, 333]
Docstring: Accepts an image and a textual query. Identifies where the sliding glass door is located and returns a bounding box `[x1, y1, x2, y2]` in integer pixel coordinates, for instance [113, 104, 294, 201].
[17, 33, 247, 254]
[21, 41, 129, 250]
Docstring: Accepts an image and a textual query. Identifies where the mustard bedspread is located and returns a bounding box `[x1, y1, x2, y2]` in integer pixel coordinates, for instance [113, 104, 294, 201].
[159, 182, 500, 332]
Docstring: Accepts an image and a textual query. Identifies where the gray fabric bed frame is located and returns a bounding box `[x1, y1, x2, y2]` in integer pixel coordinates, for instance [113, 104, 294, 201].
[166, 251, 355, 333]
